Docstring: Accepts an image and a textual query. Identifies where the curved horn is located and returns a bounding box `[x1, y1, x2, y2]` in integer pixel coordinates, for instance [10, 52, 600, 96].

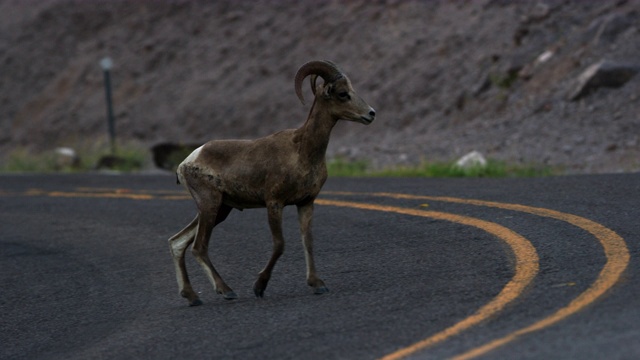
[294, 60, 344, 105]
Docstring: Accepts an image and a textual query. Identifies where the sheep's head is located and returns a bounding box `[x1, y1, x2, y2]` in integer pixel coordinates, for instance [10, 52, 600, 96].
[295, 60, 376, 125]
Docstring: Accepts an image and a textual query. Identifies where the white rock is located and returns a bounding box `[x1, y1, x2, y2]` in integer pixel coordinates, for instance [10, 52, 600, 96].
[568, 60, 640, 101]
[55, 147, 76, 157]
[536, 50, 554, 64]
[454, 150, 487, 169]
[53, 147, 80, 169]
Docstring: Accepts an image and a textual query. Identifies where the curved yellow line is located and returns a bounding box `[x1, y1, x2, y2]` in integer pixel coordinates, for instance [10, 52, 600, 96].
[20, 188, 627, 359]
[315, 198, 539, 360]
[327, 192, 629, 359]
[444, 200, 629, 360]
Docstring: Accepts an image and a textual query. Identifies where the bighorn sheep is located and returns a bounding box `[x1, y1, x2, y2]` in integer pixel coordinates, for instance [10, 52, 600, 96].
[168, 60, 376, 306]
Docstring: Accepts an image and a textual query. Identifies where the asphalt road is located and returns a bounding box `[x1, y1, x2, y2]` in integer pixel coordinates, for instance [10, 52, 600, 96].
[1, 173, 639, 359]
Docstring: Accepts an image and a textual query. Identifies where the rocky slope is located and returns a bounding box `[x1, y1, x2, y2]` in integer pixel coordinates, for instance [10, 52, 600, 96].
[1, 0, 639, 173]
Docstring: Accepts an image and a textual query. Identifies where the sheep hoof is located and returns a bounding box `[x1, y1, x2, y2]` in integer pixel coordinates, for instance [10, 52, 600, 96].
[314, 286, 329, 295]
[254, 288, 265, 298]
[223, 291, 238, 300]
[181, 289, 202, 306]
[253, 277, 269, 298]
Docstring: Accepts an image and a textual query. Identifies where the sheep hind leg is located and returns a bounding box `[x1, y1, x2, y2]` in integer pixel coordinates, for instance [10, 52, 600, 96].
[169, 215, 202, 306]
[192, 201, 237, 300]
[297, 202, 328, 294]
[253, 203, 285, 298]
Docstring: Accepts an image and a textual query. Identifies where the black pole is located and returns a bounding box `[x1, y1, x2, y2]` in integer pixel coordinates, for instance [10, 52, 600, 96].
[102, 67, 116, 155]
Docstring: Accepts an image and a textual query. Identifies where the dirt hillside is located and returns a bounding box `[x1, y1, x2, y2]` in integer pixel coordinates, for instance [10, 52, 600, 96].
[1, 0, 639, 173]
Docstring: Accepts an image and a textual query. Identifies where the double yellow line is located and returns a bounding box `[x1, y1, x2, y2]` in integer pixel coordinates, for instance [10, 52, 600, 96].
[317, 197, 539, 359]
[8, 187, 629, 359]
[322, 192, 629, 359]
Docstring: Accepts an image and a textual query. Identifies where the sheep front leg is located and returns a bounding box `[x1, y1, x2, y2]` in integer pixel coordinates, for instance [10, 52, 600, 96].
[253, 203, 285, 298]
[297, 201, 328, 294]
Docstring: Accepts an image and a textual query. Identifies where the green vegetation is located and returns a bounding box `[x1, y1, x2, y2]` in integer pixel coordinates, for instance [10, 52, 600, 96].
[0, 148, 56, 173]
[0, 140, 148, 173]
[324, 157, 369, 177]
[1, 145, 551, 178]
[327, 157, 553, 178]
[490, 71, 519, 90]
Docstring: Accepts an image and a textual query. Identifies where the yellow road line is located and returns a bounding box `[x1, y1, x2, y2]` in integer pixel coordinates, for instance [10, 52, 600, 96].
[8, 187, 540, 354]
[12, 187, 628, 359]
[74, 187, 187, 195]
[315, 198, 539, 360]
[9, 188, 188, 201]
[47, 190, 155, 200]
[327, 192, 629, 359]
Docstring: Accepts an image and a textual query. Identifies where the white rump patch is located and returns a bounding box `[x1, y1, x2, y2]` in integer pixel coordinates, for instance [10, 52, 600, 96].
[183, 145, 204, 164]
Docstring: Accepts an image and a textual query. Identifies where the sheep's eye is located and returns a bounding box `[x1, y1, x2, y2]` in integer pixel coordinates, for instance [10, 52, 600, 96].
[338, 91, 350, 100]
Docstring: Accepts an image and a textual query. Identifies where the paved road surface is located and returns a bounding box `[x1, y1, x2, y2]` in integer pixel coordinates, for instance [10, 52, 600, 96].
[1, 174, 638, 359]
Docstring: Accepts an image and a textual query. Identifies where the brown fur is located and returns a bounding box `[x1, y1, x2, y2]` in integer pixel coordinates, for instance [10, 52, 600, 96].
[168, 60, 375, 305]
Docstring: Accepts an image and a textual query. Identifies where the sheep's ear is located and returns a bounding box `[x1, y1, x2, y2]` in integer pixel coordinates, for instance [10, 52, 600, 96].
[322, 83, 333, 100]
